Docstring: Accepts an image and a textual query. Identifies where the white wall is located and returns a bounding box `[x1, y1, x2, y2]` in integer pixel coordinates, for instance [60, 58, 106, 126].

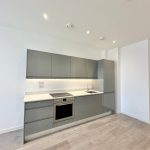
[120, 40, 150, 123]
[2, 24, 149, 134]
[148, 40, 150, 122]
[0, 26, 104, 133]
[105, 41, 150, 122]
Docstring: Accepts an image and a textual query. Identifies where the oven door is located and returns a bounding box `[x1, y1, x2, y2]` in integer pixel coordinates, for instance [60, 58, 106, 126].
[54, 101, 74, 122]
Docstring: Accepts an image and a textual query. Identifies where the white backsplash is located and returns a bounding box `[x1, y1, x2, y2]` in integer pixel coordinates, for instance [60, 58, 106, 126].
[25, 79, 103, 93]
[92, 79, 103, 91]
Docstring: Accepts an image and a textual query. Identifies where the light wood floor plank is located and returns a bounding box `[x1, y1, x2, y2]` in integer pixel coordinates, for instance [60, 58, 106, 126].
[0, 114, 150, 150]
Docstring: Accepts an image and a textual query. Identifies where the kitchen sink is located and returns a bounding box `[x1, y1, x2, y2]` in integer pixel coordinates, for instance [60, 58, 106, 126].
[86, 90, 98, 94]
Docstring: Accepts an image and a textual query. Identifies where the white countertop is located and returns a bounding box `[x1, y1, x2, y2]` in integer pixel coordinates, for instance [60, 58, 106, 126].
[24, 93, 53, 102]
[68, 90, 103, 97]
[24, 90, 104, 103]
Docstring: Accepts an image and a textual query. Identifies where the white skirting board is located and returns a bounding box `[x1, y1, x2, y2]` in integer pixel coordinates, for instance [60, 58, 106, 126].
[25, 111, 112, 142]
[121, 112, 150, 124]
[0, 126, 23, 135]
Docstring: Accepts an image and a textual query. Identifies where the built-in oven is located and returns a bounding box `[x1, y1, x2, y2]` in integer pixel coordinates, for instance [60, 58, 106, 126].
[50, 93, 74, 122]
[54, 99, 74, 122]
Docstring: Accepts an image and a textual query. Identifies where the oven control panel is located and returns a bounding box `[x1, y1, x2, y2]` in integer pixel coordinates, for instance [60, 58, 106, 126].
[54, 97, 74, 104]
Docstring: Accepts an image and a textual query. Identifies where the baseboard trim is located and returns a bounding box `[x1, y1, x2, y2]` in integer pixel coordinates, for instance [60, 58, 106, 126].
[121, 112, 150, 124]
[25, 111, 112, 142]
[0, 126, 23, 135]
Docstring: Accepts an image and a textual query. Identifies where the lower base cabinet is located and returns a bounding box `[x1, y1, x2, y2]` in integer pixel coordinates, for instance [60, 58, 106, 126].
[74, 95, 103, 121]
[24, 94, 113, 142]
[24, 100, 54, 139]
[53, 119, 74, 128]
[25, 118, 53, 136]
[102, 92, 115, 112]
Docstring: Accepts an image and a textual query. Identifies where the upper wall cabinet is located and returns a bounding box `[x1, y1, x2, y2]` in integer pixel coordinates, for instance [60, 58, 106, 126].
[26, 49, 98, 79]
[51, 54, 71, 78]
[86, 59, 98, 79]
[27, 50, 52, 78]
[71, 57, 87, 78]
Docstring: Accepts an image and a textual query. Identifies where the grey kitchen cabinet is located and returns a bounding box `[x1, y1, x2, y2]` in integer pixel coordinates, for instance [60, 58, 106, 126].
[25, 106, 54, 123]
[71, 57, 87, 78]
[26, 49, 52, 78]
[25, 100, 53, 109]
[51, 54, 71, 78]
[24, 100, 54, 138]
[25, 118, 53, 136]
[26, 49, 99, 79]
[53, 119, 74, 128]
[102, 92, 115, 112]
[74, 94, 103, 121]
[86, 59, 98, 78]
[98, 59, 115, 92]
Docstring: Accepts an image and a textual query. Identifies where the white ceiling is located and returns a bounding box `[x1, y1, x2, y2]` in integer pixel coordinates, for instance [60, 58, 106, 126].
[0, 0, 150, 49]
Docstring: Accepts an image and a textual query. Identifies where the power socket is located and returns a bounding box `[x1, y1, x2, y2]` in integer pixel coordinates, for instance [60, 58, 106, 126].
[39, 81, 45, 88]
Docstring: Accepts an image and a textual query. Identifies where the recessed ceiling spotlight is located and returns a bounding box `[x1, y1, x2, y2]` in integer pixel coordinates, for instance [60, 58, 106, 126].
[99, 36, 105, 40]
[86, 30, 90, 35]
[43, 13, 48, 20]
[113, 40, 116, 44]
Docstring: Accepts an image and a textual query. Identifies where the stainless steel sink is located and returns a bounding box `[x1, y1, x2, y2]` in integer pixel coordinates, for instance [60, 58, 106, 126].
[86, 90, 98, 94]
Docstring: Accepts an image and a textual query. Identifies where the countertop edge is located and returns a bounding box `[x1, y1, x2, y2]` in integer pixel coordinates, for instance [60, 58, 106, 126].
[24, 91, 104, 103]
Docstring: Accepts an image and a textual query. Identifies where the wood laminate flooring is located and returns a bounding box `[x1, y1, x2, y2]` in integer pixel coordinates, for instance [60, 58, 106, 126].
[1, 114, 150, 150]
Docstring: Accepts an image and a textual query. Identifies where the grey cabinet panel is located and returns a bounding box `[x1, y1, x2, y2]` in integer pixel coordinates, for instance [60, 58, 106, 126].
[26, 49, 98, 79]
[103, 93, 115, 112]
[25, 118, 53, 136]
[98, 60, 115, 92]
[74, 95, 103, 121]
[104, 61, 115, 92]
[71, 57, 87, 78]
[53, 119, 74, 128]
[52, 54, 71, 78]
[27, 50, 52, 78]
[25, 106, 54, 123]
[25, 101, 53, 110]
[86, 59, 97, 78]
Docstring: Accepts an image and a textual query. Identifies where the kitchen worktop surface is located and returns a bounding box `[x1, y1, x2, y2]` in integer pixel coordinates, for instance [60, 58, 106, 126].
[24, 89, 104, 103]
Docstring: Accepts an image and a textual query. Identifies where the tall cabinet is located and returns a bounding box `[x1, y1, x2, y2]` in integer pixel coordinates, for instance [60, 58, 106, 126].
[98, 59, 115, 112]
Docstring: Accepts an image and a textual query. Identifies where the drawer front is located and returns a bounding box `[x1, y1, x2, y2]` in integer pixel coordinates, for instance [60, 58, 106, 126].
[25, 106, 54, 123]
[25, 118, 53, 136]
[53, 119, 74, 128]
[25, 100, 53, 109]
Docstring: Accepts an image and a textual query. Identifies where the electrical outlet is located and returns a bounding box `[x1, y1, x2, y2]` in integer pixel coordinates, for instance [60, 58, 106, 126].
[39, 81, 45, 88]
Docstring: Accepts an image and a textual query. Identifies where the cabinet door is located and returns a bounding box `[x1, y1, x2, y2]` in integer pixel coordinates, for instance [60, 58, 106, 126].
[27, 50, 52, 78]
[25, 106, 54, 123]
[24, 101, 54, 138]
[53, 119, 74, 128]
[74, 95, 103, 121]
[104, 60, 115, 92]
[98, 60, 115, 92]
[71, 57, 87, 78]
[52, 54, 71, 78]
[25, 118, 53, 136]
[102, 92, 115, 112]
[25, 100, 53, 109]
[86, 59, 98, 78]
